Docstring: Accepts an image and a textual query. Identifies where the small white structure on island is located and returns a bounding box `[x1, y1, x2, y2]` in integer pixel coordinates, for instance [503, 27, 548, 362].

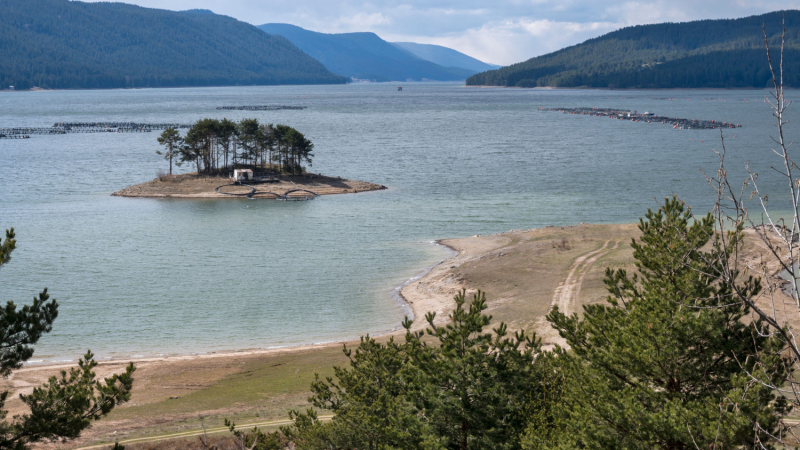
[233, 169, 253, 182]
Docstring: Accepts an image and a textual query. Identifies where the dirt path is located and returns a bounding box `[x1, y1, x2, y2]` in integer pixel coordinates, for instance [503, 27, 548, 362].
[541, 239, 621, 348]
[551, 240, 621, 315]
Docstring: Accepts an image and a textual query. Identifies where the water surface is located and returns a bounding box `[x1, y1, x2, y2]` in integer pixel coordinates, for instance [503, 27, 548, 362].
[1, 83, 796, 362]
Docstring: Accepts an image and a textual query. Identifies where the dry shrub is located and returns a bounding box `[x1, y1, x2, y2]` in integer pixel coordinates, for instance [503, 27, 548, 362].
[552, 237, 570, 251]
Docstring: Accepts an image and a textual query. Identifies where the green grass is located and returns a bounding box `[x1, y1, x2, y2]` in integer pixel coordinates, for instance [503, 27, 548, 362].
[101, 346, 348, 442]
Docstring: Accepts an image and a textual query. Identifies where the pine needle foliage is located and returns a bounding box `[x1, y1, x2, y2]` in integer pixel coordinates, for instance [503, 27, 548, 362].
[545, 196, 790, 449]
[282, 289, 545, 450]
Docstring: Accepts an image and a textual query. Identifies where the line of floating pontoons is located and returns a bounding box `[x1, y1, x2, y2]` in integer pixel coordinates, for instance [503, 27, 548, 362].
[0, 122, 192, 138]
[215, 106, 306, 111]
[541, 107, 742, 130]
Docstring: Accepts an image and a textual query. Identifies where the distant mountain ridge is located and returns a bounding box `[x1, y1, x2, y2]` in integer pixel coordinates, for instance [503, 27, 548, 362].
[258, 23, 478, 81]
[467, 10, 800, 89]
[0, 0, 346, 90]
[391, 42, 500, 73]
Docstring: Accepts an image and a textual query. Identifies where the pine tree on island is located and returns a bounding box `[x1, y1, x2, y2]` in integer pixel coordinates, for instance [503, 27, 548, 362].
[157, 118, 315, 176]
[156, 128, 182, 176]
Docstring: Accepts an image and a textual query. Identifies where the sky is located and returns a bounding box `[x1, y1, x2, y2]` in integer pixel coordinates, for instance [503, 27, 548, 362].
[86, 0, 799, 65]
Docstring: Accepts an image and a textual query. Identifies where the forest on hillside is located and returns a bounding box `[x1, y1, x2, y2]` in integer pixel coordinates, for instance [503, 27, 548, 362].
[467, 10, 800, 88]
[0, 0, 347, 90]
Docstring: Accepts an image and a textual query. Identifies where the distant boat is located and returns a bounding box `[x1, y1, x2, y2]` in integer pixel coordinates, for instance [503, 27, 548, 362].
[397, 86, 403, 91]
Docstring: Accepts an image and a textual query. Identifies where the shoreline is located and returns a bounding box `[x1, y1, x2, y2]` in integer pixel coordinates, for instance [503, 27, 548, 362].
[21, 223, 793, 370]
[16, 225, 605, 369]
[112, 173, 387, 198]
[13, 223, 792, 446]
[23, 240, 461, 370]
[21, 236, 466, 371]
[392, 240, 458, 322]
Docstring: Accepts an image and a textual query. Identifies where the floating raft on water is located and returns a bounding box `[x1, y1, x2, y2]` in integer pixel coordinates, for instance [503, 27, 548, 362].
[0, 122, 191, 137]
[216, 106, 307, 111]
[1, 127, 64, 136]
[541, 107, 741, 130]
[54, 122, 191, 131]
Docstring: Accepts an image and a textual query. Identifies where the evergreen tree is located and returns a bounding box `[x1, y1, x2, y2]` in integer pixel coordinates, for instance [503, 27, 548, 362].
[0, 227, 135, 449]
[283, 336, 443, 450]
[156, 128, 183, 176]
[236, 119, 260, 168]
[408, 290, 541, 450]
[545, 197, 789, 449]
[217, 119, 237, 171]
[282, 290, 543, 450]
[181, 127, 203, 174]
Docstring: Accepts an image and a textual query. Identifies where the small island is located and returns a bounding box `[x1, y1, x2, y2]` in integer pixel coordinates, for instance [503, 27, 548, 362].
[113, 118, 386, 199]
[112, 172, 386, 198]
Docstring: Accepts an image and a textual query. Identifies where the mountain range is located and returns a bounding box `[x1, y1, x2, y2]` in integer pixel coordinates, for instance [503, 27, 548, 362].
[391, 42, 500, 73]
[4, 1, 796, 91]
[0, 0, 346, 90]
[258, 23, 495, 82]
[467, 10, 800, 89]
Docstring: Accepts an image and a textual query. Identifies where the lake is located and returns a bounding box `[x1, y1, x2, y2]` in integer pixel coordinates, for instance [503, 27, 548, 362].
[1, 83, 795, 362]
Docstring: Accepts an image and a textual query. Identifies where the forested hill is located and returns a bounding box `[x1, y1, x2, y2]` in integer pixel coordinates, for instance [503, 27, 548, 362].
[467, 10, 800, 89]
[258, 23, 475, 82]
[0, 0, 347, 90]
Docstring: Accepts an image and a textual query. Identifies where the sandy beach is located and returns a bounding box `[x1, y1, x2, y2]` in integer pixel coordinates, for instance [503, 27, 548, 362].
[111, 173, 387, 198]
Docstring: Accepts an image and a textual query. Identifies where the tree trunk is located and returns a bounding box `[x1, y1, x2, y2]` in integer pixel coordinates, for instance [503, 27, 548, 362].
[461, 420, 468, 450]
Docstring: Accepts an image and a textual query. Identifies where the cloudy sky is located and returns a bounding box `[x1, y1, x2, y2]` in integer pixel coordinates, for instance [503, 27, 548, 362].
[88, 0, 798, 65]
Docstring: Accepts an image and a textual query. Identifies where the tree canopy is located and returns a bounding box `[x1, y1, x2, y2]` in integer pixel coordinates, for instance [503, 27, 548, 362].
[282, 289, 545, 450]
[545, 197, 789, 449]
[165, 119, 314, 176]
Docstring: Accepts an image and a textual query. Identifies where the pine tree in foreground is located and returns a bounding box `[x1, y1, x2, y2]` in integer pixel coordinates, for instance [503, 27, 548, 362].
[281, 290, 544, 450]
[0, 227, 135, 450]
[545, 196, 789, 449]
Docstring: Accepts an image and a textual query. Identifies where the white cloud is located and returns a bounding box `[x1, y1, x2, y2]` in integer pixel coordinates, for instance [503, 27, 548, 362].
[385, 19, 621, 65]
[334, 12, 392, 31]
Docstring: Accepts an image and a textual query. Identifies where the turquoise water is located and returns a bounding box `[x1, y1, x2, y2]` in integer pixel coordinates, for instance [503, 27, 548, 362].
[1, 83, 796, 362]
